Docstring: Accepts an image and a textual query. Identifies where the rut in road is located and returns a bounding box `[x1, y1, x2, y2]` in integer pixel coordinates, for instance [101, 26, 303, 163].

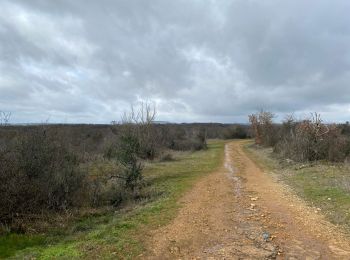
[143, 140, 350, 259]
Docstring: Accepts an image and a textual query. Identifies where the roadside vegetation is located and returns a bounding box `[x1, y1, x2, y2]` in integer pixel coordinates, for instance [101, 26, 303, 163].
[1, 140, 225, 259]
[0, 104, 208, 231]
[247, 110, 350, 230]
[0, 106, 230, 258]
[249, 110, 350, 162]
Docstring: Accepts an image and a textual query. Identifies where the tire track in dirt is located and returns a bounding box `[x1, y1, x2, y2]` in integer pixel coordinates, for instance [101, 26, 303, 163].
[142, 140, 350, 259]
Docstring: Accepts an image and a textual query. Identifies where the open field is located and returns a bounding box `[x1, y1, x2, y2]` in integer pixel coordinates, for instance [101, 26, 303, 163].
[1, 140, 225, 259]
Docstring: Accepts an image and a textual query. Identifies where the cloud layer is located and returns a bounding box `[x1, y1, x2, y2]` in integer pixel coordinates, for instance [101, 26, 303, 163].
[1, 0, 350, 123]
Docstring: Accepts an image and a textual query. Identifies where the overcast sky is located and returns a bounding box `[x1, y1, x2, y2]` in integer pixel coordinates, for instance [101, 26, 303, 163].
[1, 0, 350, 123]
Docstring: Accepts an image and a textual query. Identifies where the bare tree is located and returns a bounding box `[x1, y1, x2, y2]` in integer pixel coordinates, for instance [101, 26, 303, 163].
[249, 110, 275, 146]
[310, 112, 329, 138]
[120, 102, 159, 159]
[249, 113, 261, 145]
[0, 111, 11, 126]
[121, 101, 156, 125]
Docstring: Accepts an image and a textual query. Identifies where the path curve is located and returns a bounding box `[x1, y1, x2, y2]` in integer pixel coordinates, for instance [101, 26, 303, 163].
[143, 140, 350, 259]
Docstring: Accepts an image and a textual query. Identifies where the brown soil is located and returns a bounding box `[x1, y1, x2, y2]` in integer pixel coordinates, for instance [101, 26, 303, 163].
[142, 140, 350, 259]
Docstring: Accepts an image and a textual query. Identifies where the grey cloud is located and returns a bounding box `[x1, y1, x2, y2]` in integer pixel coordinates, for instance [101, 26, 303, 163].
[1, 0, 350, 123]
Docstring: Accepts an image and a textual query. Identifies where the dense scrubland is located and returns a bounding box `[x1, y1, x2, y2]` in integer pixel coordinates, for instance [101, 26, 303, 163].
[249, 110, 350, 162]
[1, 141, 225, 258]
[0, 105, 247, 257]
[5, 106, 350, 257]
[248, 110, 350, 229]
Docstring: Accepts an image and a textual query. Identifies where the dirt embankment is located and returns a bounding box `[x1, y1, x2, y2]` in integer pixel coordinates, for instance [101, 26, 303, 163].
[143, 140, 350, 259]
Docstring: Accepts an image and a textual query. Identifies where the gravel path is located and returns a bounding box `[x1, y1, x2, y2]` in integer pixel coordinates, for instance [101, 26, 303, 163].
[143, 140, 350, 259]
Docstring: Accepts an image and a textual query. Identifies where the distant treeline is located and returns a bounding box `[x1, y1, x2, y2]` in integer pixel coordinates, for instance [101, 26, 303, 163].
[0, 123, 249, 155]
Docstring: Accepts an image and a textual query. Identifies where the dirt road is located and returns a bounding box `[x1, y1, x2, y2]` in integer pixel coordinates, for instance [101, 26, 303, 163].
[144, 140, 350, 259]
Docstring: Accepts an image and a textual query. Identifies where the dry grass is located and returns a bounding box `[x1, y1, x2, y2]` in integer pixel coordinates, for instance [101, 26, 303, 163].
[245, 141, 350, 230]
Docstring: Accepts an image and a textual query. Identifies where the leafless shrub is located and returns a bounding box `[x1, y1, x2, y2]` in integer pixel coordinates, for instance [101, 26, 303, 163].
[249, 113, 261, 144]
[121, 102, 159, 159]
[320, 123, 350, 162]
[285, 113, 341, 161]
[265, 112, 350, 162]
[249, 110, 277, 146]
[0, 127, 86, 228]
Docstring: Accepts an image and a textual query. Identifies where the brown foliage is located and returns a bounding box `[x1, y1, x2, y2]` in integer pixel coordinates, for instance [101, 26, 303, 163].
[253, 112, 350, 162]
[249, 110, 277, 146]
